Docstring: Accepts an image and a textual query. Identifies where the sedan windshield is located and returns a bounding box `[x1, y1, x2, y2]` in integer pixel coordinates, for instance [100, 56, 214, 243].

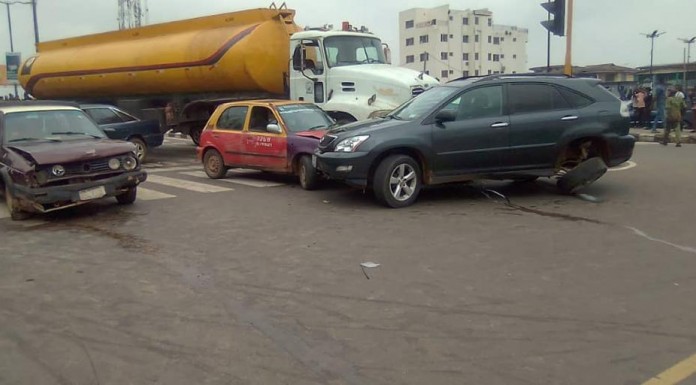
[324, 36, 386, 67]
[278, 104, 335, 132]
[389, 86, 460, 121]
[3, 110, 106, 143]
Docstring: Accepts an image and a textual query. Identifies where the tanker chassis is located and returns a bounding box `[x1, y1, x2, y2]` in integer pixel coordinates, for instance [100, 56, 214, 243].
[19, 7, 437, 144]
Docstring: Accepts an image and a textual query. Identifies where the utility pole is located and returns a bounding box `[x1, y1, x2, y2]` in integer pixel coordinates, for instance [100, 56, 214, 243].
[31, 0, 39, 45]
[546, 2, 551, 72]
[641, 30, 665, 85]
[678, 37, 695, 91]
[4, 2, 18, 97]
[563, 0, 573, 76]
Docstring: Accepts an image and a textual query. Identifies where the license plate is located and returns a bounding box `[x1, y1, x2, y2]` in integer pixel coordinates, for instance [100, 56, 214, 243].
[312, 154, 317, 168]
[79, 186, 106, 201]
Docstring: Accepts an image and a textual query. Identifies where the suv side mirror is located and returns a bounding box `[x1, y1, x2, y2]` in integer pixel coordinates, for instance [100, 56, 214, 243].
[435, 110, 457, 123]
[266, 123, 282, 134]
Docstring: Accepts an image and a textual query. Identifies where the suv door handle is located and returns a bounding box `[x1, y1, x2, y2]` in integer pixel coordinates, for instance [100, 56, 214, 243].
[490, 122, 509, 128]
[561, 115, 578, 121]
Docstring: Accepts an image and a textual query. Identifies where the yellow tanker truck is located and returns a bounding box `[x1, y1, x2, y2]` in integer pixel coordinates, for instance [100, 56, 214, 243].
[19, 6, 437, 144]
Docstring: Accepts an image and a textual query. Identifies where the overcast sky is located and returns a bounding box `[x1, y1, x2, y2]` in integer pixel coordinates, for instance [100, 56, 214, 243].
[1, 0, 695, 93]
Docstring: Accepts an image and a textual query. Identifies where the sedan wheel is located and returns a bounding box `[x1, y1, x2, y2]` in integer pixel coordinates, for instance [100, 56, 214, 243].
[203, 149, 228, 179]
[129, 138, 148, 162]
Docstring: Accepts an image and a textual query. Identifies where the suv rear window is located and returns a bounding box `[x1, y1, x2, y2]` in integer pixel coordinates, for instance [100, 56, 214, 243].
[508, 83, 571, 114]
[557, 86, 594, 108]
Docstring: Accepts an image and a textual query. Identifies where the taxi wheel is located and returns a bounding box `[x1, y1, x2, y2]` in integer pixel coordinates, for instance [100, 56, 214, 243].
[116, 187, 137, 205]
[5, 185, 30, 220]
[298, 155, 319, 190]
[204, 149, 228, 179]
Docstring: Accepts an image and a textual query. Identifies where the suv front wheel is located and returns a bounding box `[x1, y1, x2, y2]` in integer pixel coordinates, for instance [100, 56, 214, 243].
[373, 155, 422, 208]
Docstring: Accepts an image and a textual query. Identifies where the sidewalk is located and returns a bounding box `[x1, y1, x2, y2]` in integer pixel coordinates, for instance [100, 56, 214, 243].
[630, 127, 696, 144]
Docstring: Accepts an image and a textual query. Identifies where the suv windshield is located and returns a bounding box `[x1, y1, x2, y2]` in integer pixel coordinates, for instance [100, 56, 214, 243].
[278, 104, 335, 132]
[389, 86, 460, 121]
[3, 109, 106, 143]
[324, 36, 386, 67]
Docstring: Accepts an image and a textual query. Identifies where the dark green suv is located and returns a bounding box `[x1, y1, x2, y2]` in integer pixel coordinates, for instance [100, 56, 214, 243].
[314, 75, 635, 208]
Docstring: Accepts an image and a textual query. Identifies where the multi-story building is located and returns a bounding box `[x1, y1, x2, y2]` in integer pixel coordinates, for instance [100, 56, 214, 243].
[399, 5, 529, 82]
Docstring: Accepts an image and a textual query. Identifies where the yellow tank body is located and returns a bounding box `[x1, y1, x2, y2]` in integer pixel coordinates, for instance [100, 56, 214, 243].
[19, 8, 301, 99]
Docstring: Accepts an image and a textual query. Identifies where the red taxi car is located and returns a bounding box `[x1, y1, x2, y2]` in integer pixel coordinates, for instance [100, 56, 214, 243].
[196, 100, 334, 190]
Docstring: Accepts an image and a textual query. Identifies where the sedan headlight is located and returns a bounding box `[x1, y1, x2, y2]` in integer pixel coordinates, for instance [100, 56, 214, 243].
[108, 158, 121, 170]
[51, 165, 65, 177]
[123, 156, 138, 171]
[334, 135, 369, 152]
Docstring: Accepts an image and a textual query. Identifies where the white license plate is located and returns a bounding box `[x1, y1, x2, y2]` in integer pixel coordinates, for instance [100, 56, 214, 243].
[79, 186, 106, 201]
[312, 155, 317, 168]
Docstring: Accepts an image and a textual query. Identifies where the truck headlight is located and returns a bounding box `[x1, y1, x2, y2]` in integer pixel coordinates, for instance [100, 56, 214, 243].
[334, 135, 369, 152]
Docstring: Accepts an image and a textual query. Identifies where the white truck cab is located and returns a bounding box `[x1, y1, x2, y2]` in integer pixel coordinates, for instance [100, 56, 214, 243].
[289, 30, 438, 123]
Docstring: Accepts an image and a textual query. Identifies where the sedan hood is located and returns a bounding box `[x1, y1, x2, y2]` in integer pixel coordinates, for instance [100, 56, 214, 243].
[294, 129, 327, 140]
[6, 139, 136, 165]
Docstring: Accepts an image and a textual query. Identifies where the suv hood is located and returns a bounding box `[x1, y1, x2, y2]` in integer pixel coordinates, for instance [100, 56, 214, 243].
[6, 139, 136, 165]
[328, 118, 405, 137]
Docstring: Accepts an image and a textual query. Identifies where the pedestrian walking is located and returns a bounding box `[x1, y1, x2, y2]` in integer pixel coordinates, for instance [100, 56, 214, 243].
[632, 89, 646, 127]
[643, 87, 653, 129]
[651, 82, 666, 133]
[662, 89, 687, 147]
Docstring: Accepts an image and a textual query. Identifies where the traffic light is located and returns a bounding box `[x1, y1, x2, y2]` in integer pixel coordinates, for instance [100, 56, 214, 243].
[541, 0, 566, 37]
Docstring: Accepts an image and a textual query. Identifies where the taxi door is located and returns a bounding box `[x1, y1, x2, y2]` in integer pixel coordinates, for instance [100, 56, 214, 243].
[242, 106, 288, 171]
[210, 105, 248, 166]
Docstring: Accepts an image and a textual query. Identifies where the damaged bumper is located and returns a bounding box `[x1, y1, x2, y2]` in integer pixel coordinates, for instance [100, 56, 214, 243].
[9, 171, 147, 213]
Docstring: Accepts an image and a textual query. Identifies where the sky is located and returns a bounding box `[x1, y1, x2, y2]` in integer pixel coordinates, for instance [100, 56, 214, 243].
[1, 0, 695, 93]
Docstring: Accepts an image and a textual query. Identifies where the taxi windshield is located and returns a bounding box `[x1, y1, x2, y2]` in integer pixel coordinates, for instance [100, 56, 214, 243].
[278, 104, 335, 132]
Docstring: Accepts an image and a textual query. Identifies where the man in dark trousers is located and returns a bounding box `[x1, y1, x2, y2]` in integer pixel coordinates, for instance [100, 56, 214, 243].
[651, 82, 666, 133]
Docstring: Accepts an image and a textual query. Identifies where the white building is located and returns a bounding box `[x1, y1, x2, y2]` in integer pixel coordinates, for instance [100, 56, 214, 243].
[399, 5, 529, 81]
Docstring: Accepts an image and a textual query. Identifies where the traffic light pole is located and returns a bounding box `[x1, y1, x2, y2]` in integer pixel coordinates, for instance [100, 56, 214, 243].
[563, 0, 573, 76]
[546, 6, 551, 72]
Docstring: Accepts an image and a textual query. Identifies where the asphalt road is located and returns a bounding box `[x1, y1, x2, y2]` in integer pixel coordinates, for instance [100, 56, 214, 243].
[1, 139, 695, 385]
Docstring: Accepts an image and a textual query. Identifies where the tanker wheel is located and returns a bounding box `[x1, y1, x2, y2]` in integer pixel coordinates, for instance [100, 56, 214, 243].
[190, 127, 202, 146]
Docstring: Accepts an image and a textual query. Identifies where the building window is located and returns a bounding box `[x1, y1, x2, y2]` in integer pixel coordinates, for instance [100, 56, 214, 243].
[494, 37, 500, 45]
[513, 54, 517, 59]
[406, 55, 415, 63]
[449, 34, 453, 38]
[500, 37, 504, 42]
[488, 53, 492, 61]
[488, 18, 492, 27]
[449, 52, 453, 57]
[493, 54, 500, 62]
[463, 35, 469, 43]
[488, 36, 492, 43]
[463, 70, 470, 77]
[475, 34, 480, 43]
[475, 70, 479, 76]
[431, 19, 437, 25]
[475, 17, 479, 25]
[441, 52, 448, 60]
[420, 52, 429, 62]
[488, 70, 492, 75]
[419, 35, 429, 44]
[463, 17, 469, 25]
[449, 15, 453, 21]
[449, 69, 454, 74]
[475, 53, 479, 60]
[441, 70, 449, 78]
[463, 53, 469, 60]
[513, 38, 517, 42]
[441, 34, 448, 42]
[500, 54, 505, 59]
[405, 20, 414, 29]
[406, 38, 414, 46]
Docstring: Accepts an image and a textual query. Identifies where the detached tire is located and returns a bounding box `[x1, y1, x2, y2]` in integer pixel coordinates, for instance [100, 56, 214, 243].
[128, 137, 148, 162]
[298, 155, 320, 190]
[4, 185, 30, 220]
[557, 157, 608, 195]
[116, 187, 137, 205]
[373, 155, 422, 208]
[203, 149, 228, 179]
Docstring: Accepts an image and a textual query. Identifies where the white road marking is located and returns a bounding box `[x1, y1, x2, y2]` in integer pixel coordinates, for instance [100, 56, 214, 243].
[608, 161, 637, 172]
[145, 166, 202, 173]
[136, 187, 176, 201]
[145, 174, 233, 193]
[180, 171, 285, 188]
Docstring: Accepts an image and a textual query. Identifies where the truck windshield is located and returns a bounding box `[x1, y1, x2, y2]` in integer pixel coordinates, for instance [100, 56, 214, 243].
[3, 110, 106, 143]
[324, 36, 386, 67]
[277, 104, 335, 132]
[388, 87, 461, 121]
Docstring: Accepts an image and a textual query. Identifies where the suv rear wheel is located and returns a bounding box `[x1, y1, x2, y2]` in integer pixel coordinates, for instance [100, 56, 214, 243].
[373, 155, 422, 208]
[557, 157, 607, 194]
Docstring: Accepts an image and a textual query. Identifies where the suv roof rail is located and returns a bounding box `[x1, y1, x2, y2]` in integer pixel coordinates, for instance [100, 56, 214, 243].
[480, 73, 573, 81]
[446, 75, 486, 83]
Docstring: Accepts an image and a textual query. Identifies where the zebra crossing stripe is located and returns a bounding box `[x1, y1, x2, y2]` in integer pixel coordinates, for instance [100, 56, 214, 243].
[145, 166, 202, 173]
[145, 174, 233, 193]
[136, 187, 176, 201]
[180, 171, 285, 188]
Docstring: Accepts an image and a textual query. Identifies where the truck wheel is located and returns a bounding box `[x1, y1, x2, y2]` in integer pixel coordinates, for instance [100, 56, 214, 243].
[128, 137, 148, 162]
[557, 157, 607, 195]
[298, 155, 320, 190]
[203, 149, 228, 179]
[116, 187, 137, 204]
[5, 185, 30, 220]
[190, 127, 202, 146]
[373, 155, 422, 208]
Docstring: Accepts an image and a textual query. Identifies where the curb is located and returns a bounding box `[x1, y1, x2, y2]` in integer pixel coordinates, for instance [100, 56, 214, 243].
[630, 129, 696, 144]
